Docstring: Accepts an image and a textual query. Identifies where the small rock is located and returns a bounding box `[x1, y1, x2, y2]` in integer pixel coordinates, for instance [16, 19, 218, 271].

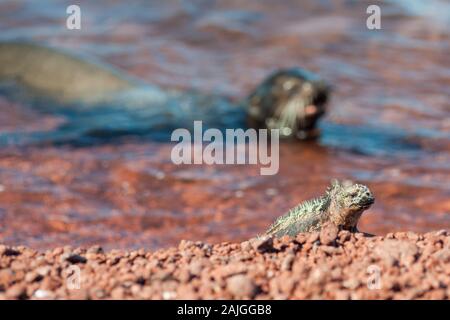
[5, 284, 27, 299]
[69, 288, 90, 300]
[178, 240, 195, 251]
[334, 290, 351, 300]
[162, 291, 176, 300]
[432, 248, 450, 263]
[320, 246, 339, 255]
[295, 233, 307, 244]
[135, 276, 146, 285]
[250, 236, 274, 253]
[342, 278, 360, 290]
[281, 254, 295, 271]
[41, 277, 61, 291]
[320, 223, 339, 246]
[110, 287, 125, 299]
[2, 248, 20, 257]
[338, 230, 351, 243]
[87, 245, 104, 254]
[406, 231, 419, 241]
[52, 247, 64, 256]
[11, 260, 27, 271]
[65, 254, 87, 264]
[36, 266, 52, 277]
[355, 232, 366, 240]
[226, 274, 257, 298]
[278, 235, 292, 246]
[306, 232, 320, 244]
[178, 269, 192, 283]
[308, 266, 329, 285]
[428, 289, 446, 300]
[188, 260, 204, 276]
[0, 269, 14, 286]
[434, 230, 448, 237]
[25, 272, 42, 283]
[240, 241, 252, 252]
[34, 289, 53, 299]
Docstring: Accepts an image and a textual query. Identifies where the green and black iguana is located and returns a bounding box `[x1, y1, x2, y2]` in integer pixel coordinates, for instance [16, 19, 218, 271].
[266, 180, 375, 237]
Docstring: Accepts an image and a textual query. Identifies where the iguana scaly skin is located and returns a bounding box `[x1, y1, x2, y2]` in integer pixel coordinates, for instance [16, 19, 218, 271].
[265, 180, 375, 237]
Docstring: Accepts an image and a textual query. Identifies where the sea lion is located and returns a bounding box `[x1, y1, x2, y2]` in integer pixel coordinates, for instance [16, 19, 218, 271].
[0, 42, 133, 103]
[245, 68, 329, 140]
[0, 41, 330, 145]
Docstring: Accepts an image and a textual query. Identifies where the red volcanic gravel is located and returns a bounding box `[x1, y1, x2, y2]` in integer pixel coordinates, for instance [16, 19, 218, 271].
[0, 226, 449, 300]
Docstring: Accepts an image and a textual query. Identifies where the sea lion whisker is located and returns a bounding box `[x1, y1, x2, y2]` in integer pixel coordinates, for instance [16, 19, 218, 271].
[276, 96, 300, 135]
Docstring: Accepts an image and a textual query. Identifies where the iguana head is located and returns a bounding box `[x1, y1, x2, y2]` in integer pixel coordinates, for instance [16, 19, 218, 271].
[327, 180, 375, 231]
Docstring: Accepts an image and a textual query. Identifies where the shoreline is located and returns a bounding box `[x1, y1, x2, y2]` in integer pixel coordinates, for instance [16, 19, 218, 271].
[1, 226, 449, 300]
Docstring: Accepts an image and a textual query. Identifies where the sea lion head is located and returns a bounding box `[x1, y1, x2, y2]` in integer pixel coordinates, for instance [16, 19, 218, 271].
[246, 68, 330, 140]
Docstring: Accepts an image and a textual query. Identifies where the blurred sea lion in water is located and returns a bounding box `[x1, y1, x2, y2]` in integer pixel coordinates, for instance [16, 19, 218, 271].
[0, 41, 330, 145]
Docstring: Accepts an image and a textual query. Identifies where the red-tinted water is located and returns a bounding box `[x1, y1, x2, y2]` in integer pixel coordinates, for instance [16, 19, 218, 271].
[0, 0, 448, 249]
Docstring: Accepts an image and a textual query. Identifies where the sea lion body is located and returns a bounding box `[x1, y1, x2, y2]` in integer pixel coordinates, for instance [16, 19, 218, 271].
[0, 42, 134, 104]
[0, 41, 330, 145]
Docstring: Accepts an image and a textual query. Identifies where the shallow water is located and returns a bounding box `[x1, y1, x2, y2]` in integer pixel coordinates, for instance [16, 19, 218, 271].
[0, 0, 449, 249]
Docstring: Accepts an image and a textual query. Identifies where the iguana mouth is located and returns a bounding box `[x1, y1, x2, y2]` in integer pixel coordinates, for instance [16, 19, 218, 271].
[360, 198, 375, 208]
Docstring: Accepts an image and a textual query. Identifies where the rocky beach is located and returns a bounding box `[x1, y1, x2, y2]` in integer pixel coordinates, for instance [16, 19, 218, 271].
[1, 226, 448, 300]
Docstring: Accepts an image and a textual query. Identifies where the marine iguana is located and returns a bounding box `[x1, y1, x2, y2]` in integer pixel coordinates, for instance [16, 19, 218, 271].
[0, 41, 330, 145]
[265, 180, 375, 237]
